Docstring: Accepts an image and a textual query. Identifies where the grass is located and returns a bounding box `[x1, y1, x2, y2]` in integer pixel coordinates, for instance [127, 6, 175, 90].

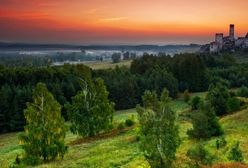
[84, 60, 132, 70]
[1, 94, 248, 167]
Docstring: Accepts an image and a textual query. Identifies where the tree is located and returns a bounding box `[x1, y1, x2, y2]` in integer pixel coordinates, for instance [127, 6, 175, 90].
[67, 78, 114, 137]
[145, 66, 179, 99]
[187, 102, 223, 139]
[123, 51, 130, 60]
[137, 89, 180, 168]
[111, 52, 121, 63]
[173, 54, 208, 92]
[206, 83, 230, 116]
[19, 83, 67, 163]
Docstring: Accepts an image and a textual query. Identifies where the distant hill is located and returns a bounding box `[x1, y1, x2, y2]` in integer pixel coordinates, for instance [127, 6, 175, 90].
[0, 42, 201, 51]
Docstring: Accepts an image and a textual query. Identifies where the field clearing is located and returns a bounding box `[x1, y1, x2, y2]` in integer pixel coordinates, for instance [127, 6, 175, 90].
[0, 96, 248, 167]
[84, 60, 132, 70]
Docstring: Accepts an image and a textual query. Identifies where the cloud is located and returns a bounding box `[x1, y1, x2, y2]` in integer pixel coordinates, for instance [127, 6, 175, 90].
[100, 17, 128, 22]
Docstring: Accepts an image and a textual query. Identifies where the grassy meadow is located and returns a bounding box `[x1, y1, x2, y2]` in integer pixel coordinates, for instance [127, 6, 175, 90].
[0, 93, 248, 168]
[84, 60, 132, 70]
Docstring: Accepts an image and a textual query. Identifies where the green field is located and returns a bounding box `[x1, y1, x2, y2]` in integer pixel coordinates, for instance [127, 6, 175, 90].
[0, 95, 248, 168]
[84, 60, 132, 70]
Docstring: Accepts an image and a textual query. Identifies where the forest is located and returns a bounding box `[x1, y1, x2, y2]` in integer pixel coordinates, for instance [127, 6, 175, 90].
[1, 52, 248, 132]
[0, 51, 248, 167]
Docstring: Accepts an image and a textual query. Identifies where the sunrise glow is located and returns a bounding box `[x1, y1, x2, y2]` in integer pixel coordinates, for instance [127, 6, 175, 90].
[1, 0, 248, 44]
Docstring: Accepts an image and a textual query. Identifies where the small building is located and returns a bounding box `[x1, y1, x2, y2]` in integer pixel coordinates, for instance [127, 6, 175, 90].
[235, 37, 245, 47]
[210, 42, 218, 53]
[215, 33, 223, 50]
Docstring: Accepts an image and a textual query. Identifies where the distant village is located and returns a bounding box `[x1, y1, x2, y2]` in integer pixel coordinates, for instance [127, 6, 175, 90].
[200, 24, 248, 53]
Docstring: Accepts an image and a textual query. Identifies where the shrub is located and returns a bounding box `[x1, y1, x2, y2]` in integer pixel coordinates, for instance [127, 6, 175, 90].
[117, 122, 125, 130]
[237, 86, 248, 98]
[216, 136, 227, 150]
[125, 118, 135, 127]
[187, 143, 214, 167]
[191, 96, 202, 110]
[183, 89, 190, 103]
[227, 97, 240, 112]
[228, 141, 244, 162]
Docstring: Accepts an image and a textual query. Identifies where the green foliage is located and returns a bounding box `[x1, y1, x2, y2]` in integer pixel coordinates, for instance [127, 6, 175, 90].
[216, 136, 227, 150]
[0, 64, 92, 133]
[237, 86, 248, 98]
[206, 83, 230, 116]
[67, 78, 114, 137]
[19, 83, 67, 163]
[144, 66, 179, 99]
[228, 141, 244, 162]
[190, 96, 202, 110]
[227, 97, 240, 112]
[93, 66, 140, 110]
[125, 118, 135, 127]
[187, 142, 214, 167]
[117, 122, 125, 130]
[173, 54, 208, 92]
[183, 89, 190, 103]
[137, 89, 180, 168]
[187, 102, 223, 139]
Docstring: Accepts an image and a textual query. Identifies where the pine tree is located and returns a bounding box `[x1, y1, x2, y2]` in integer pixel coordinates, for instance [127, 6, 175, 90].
[187, 102, 223, 139]
[137, 89, 180, 168]
[19, 83, 67, 163]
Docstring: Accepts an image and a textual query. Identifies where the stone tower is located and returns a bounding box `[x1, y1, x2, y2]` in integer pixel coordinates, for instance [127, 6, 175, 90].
[229, 24, 235, 41]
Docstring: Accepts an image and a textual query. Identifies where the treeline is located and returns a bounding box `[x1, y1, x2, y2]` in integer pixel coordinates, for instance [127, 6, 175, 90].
[0, 52, 95, 67]
[0, 64, 92, 133]
[94, 53, 248, 110]
[1, 52, 248, 133]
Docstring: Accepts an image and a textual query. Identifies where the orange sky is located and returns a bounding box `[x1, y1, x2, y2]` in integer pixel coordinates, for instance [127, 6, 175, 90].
[0, 0, 248, 44]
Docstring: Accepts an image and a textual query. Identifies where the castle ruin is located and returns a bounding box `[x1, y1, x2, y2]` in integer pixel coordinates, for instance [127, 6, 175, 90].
[202, 24, 248, 53]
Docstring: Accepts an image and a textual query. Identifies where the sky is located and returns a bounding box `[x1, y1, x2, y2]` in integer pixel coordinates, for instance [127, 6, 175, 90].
[0, 0, 248, 45]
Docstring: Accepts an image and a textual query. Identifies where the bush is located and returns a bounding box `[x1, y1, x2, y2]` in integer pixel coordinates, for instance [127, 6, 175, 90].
[227, 97, 240, 112]
[23, 156, 41, 166]
[125, 118, 135, 127]
[191, 96, 202, 110]
[237, 86, 248, 98]
[228, 141, 244, 162]
[183, 89, 190, 102]
[187, 143, 214, 167]
[216, 136, 227, 150]
[117, 122, 125, 130]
